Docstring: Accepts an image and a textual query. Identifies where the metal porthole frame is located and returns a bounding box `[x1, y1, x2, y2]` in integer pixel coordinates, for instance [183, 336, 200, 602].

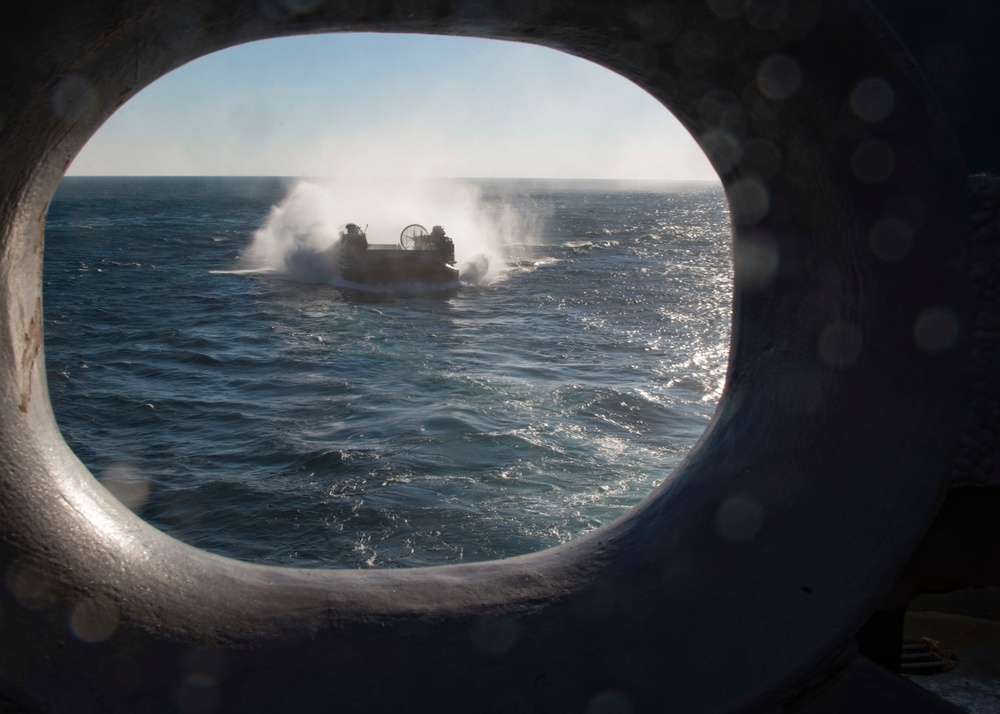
[0, 0, 978, 711]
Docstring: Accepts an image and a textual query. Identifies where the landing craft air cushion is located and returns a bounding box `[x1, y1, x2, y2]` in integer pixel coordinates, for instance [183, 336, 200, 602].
[334, 222, 462, 288]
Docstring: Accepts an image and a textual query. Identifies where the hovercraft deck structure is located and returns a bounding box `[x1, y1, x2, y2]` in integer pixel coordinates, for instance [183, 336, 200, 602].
[336, 223, 460, 287]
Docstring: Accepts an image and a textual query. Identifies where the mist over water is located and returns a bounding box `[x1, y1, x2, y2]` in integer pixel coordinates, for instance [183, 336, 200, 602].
[242, 178, 547, 287]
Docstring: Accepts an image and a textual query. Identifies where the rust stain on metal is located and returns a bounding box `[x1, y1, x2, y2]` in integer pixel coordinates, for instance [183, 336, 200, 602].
[19, 297, 42, 413]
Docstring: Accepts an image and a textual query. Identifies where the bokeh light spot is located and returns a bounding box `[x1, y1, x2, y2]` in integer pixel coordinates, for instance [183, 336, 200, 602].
[735, 231, 779, 288]
[586, 689, 634, 714]
[175, 673, 221, 714]
[5, 561, 57, 611]
[99, 462, 151, 512]
[471, 617, 521, 658]
[756, 54, 802, 100]
[701, 129, 743, 175]
[729, 178, 770, 226]
[747, 0, 789, 31]
[69, 597, 119, 643]
[914, 307, 959, 354]
[715, 495, 764, 543]
[51, 75, 98, 124]
[850, 77, 895, 123]
[870, 217, 913, 261]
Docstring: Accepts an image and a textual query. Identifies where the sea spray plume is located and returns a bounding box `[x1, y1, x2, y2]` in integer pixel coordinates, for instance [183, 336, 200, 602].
[244, 178, 549, 286]
[385, 179, 551, 285]
[458, 185, 551, 282]
[245, 180, 342, 283]
[305, 177, 515, 285]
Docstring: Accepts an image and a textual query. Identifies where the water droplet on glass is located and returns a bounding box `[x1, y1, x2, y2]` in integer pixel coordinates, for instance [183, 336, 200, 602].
[757, 55, 802, 100]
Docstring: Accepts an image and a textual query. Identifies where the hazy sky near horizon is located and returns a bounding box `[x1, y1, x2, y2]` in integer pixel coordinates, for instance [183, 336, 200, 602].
[68, 33, 718, 181]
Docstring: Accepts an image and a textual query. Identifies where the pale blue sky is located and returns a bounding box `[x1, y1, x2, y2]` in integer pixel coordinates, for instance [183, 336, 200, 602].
[68, 33, 717, 181]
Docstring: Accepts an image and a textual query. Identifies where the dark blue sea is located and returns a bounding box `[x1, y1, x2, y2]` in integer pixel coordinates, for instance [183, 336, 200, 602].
[44, 176, 732, 568]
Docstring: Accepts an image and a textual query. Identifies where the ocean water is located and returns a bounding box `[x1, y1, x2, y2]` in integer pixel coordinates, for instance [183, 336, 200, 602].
[43, 176, 732, 568]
